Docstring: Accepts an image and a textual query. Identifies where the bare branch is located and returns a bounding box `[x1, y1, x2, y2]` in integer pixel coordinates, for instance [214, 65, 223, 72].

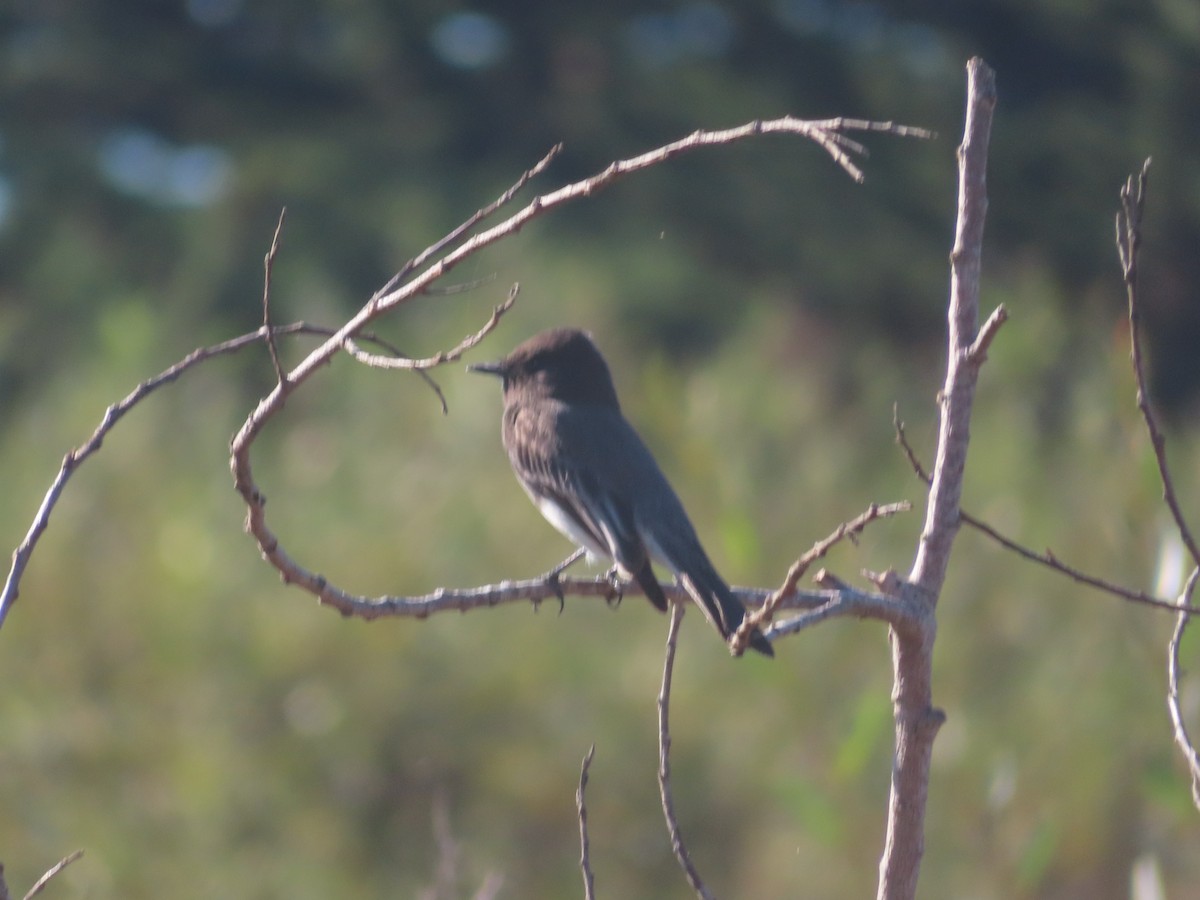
[576, 744, 597, 900]
[0, 321, 381, 629]
[893, 410, 1200, 615]
[262, 208, 288, 384]
[1168, 568, 1200, 811]
[230, 113, 928, 635]
[243, 559, 846, 624]
[374, 144, 562, 301]
[343, 283, 519, 370]
[361, 117, 930, 324]
[767, 579, 926, 641]
[733, 500, 912, 653]
[426, 792, 460, 900]
[657, 603, 715, 900]
[1116, 158, 1200, 812]
[1117, 159, 1200, 571]
[877, 57, 996, 900]
[965, 304, 1008, 364]
[470, 874, 505, 900]
[909, 60, 995, 597]
[21, 850, 84, 900]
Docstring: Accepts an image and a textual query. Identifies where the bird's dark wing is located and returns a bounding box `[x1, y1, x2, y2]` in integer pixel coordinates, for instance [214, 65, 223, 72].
[556, 406, 774, 657]
[504, 402, 669, 611]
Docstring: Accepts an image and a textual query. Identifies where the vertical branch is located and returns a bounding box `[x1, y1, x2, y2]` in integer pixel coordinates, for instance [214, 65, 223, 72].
[658, 604, 715, 900]
[1116, 160, 1200, 567]
[877, 57, 997, 900]
[1168, 568, 1200, 809]
[262, 208, 288, 385]
[1117, 159, 1200, 811]
[910, 58, 995, 592]
[577, 744, 598, 900]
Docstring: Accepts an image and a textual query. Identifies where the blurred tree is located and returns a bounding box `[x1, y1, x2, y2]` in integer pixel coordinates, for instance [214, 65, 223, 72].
[1, 2, 1198, 898]
[2, 0, 1198, 410]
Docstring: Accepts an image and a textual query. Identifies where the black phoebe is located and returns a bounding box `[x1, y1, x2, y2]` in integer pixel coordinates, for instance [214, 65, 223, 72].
[470, 327, 773, 657]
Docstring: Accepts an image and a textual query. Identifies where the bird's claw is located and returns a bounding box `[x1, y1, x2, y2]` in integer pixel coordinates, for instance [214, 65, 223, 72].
[547, 569, 566, 615]
[603, 566, 625, 608]
[536, 548, 584, 615]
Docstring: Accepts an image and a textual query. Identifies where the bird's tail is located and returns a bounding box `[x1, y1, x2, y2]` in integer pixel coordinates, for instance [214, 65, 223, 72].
[680, 570, 774, 658]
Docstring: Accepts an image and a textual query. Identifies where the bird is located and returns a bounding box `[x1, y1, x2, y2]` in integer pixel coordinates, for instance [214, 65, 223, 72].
[469, 327, 773, 657]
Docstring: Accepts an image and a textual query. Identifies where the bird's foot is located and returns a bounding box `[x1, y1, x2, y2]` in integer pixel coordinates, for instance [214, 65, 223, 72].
[536, 547, 586, 614]
[602, 566, 625, 608]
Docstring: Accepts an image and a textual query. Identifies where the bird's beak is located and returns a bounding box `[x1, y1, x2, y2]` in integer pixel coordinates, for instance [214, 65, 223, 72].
[467, 360, 505, 377]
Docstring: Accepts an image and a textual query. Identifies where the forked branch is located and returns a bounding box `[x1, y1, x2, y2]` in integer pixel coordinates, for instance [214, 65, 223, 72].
[227, 114, 929, 637]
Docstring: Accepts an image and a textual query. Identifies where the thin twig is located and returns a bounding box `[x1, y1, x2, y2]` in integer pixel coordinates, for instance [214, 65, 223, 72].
[657, 603, 715, 900]
[966, 304, 1008, 363]
[21, 850, 84, 900]
[344, 283, 519, 370]
[429, 792, 460, 900]
[230, 114, 929, 634]
[1117, 159, 1200, 812]
[766, 580, 924, 641]
[0, 321, 380, 629]
[733, 500, 911, 653]
[1168, 568, 1200, 810]
[1117, 159, 1200, 570]
[263, 208, 288, 384]
[362, 117, 930, 321]
[373, 144, 562, 302]
[577, 744, 597, 900]
[470, 873, 505, 900]
[892, 409, 1200, 615]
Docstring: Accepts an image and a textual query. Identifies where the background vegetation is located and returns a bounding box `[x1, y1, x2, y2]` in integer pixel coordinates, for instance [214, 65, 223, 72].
[1, 2, 1197, 897]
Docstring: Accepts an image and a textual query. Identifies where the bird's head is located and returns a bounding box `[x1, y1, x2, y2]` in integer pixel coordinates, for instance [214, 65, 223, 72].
[469, 327, 621, 408]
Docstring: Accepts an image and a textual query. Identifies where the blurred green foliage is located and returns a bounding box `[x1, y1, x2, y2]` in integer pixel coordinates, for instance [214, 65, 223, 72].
[2, 1, 1199, 898]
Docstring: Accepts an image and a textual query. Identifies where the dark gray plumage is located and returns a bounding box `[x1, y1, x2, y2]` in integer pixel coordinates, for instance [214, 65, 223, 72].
[471, 327, 773, 657]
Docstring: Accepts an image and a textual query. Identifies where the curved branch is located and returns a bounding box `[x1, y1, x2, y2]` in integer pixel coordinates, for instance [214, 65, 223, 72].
[0, 321, 378, 629]
[657, 603, 715, 900]
[230, 114, 929, 633]
[1168, 568, 1200, 810]
[343, 283, 519, 370]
